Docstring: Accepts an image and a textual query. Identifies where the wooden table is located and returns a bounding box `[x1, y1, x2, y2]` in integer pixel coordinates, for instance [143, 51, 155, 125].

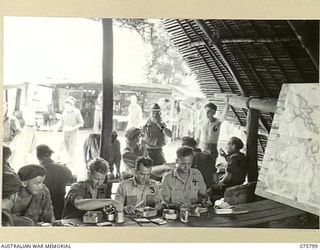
[54, 217, 139, 227]
[136, 200, 308, 228]
[55, 200, 311, 228]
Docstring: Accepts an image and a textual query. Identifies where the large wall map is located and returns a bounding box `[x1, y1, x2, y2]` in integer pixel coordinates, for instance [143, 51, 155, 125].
[255, 84, 319, 215]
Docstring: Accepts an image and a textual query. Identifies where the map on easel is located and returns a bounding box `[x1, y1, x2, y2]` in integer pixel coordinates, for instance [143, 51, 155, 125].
[255, 83, 320, 215]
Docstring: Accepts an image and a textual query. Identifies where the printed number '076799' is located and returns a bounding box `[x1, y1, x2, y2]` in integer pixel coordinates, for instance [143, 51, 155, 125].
[299, 244, 318, 249]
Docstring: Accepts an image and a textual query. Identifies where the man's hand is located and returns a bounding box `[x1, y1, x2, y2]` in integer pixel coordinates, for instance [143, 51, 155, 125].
[178, 200, 191, 208]
[219, 148, 227, 158]
[124, 205, 136, 215]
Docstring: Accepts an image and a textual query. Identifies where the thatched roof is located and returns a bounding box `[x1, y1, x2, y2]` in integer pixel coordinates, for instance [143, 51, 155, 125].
[163, 19, 319, 161]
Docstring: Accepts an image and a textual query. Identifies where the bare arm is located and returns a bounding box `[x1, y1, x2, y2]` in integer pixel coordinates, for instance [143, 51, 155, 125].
[218, 98, 230, 123]
[74, 198, 123, 211]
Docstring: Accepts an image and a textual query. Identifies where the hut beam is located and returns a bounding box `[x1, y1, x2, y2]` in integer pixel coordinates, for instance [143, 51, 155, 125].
[214, 93, 277, 113]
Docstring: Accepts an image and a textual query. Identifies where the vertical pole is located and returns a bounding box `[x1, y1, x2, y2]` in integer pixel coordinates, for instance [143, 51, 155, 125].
[15, 88, 22, 111]
[100, 19, 113, 162]
[246, 109, 259, 182]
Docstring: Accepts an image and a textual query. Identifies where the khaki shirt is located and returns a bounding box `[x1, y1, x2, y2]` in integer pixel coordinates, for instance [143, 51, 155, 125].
[62, 181, 110, 219]
[161, 168, 206, 205]
[115, 177, 161, 208]
[12, 185, 54, 224]
[142, 119, 166, 148]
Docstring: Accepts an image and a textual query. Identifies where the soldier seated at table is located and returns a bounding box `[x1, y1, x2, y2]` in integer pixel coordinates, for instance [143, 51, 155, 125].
[212, 137, 247, 198]
[115, 156, 162, 215]
[36, 144, 74, 220]
[181, 136, 219, 189]
[62, 157, 121, 219]
[12, 165, 55, 224]
[2, 172, 35, 226]
[161, 146, 207, 209]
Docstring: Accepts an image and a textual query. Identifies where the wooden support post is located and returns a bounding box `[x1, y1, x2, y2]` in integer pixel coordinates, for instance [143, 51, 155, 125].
[246, 109, 259, 182]
[100, 19, 113, 162]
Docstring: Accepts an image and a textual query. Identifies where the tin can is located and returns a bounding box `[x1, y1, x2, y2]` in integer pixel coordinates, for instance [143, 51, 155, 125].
[107, 213, 115, 222]
[116, 212, 125, 224]
[180, 208, 189, 223]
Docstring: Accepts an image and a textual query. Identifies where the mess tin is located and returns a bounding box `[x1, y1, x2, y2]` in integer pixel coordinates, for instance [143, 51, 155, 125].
[163, 209, 178, 220]
[141, 206, 157, 218]
[83, 211, 104, 224]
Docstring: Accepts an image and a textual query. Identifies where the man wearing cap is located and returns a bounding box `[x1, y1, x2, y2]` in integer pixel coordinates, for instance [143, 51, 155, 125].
[55, 96, 84, 164]
[115, 157, 162, 215]
[161, 146, 207, 208]
[12, 164, 55, 224]
[2, 172, 35, 226]
[142, 103, 172, 166]
[196, 99, 229, 166]
[62, 157, 121, 219]
[36, 144, 73, 219]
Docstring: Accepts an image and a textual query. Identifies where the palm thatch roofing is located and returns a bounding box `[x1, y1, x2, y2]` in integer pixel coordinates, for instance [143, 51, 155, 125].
[163, 19, 319, 162]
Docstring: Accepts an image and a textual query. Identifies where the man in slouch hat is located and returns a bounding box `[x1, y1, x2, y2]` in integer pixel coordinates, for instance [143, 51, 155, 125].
[142, 103, 172, 165]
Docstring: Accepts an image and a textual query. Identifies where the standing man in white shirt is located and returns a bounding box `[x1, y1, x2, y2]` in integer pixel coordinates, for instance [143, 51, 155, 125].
[196, 98, 229, 167]
[55, 96, 84, 167]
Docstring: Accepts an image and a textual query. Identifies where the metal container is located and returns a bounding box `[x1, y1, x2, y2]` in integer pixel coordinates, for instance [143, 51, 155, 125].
[163, 209, 178, 220]
[179, 208, 189, 223]
[83, 211, 103, 224]
[116, 212, 125, 224]
[142, 207, 157, 218]
[107, 213, 115, 221]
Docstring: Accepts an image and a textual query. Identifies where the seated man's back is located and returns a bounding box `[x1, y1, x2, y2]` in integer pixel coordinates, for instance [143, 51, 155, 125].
[192, 151, 217, 188]
[36, 144, 73, 219]
[224, 151, 247, 187]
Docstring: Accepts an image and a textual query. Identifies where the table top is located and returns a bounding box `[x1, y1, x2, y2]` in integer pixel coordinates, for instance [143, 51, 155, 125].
[55, 199, 306, 228]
